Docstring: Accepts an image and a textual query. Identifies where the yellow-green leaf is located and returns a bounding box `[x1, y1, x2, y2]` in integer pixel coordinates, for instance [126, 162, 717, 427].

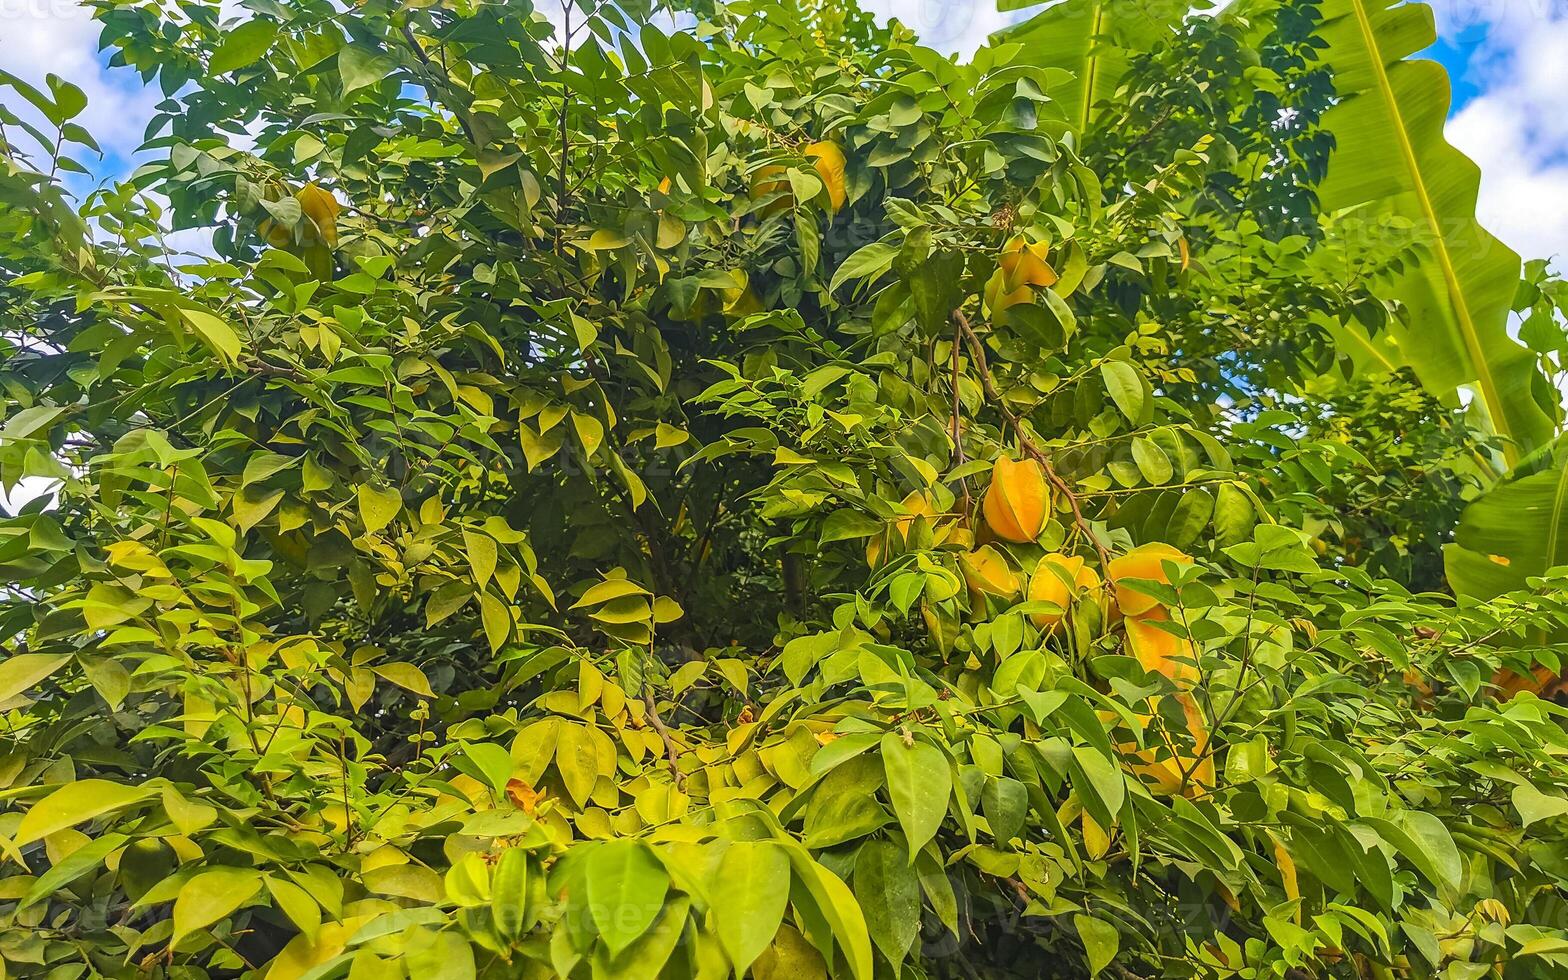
[480, 593, 511, 652]
[463, 528, 498, 589]
[171, 867, 263, 949]
[0, 652, 71, 704]
[585, 839, 669, 956]
[180, 308, 244, 364]
[357, 483, 402, 535]
[711, 841, 790, 973]
[371, 662, 434, 698]
[16, 779, 152, 846]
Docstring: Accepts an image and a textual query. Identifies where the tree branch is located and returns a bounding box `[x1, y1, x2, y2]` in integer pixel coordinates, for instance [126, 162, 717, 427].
[954, 310, 1112, 569]
[643, 690, 686, 789]
[400, 20, 478, 146]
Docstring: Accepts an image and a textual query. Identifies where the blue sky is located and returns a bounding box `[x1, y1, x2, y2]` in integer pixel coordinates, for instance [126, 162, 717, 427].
[2, 0, 1566, 263]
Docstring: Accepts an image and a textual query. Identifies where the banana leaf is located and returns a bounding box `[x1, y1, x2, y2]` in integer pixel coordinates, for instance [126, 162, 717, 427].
[1444, 451, 1568, 600]
[1311, 0, 1557, 467]
[997, 0, 1182, 137]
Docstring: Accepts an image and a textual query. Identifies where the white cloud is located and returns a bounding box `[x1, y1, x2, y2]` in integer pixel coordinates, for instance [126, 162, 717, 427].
[1450, 95, 1568, 264]
[1432, 0, 1568, 265]
[860, 0, 1024, 55]
[0, 0, 158, 167]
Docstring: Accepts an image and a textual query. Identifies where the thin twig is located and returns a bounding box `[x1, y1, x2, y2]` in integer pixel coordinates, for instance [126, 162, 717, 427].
[555, 0, 572, 252]
[643, 690, 686, 789]
[400, 20, 479, 145]
[950, 318, 972, 514]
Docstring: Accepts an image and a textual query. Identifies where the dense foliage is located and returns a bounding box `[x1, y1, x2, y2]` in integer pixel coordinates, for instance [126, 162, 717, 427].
[6, 0, 1568, 977]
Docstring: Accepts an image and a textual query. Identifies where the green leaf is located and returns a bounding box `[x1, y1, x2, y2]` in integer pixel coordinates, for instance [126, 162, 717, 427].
[1130, 435, 1172, 485]
[1445, 460, 1568, 599]
[16, 779, 152, 846]
[590, 895, 690, 980]
[339, 45, 393, 95]
[804, 752, 890, 849]
[265, 876, 322, 941]
[556, 723, 599, 807]
[881, 733, 952, 860]
[180, 308, 244, 364]
[210, 20, 278, 74]
[242, 451, 298, 487]
[854, 838, 920, 965]
[711, 841, 791, 972]
[171, 867, 264, 948]
[371, 662, 434, 698]
[406, 928, 477, 980]
[784, 846, 875, 980]
[463, 528, 498, 588]
[1212, 483, 1256, 547]
[1073, 914, 1120, 976]
[1514, 783, 1568, 831]
[898, 247, 964, 334]
[357, 483, 402, 535]
[0, 69, 60, 125]
[425, 581, 472, 627]
[20, 833, 127, 908]
[490, 849, 531, 940]
[0, 652, 71, 703]
[480, 592, 512, 652]
[445, 853, 491, 907]
[820, 509, 882, 545]
[1310, 0, 1555, 465]
[1070, 745, 1126, 828]
[0, 405, 65, 441]
[585, 839, 670, 956]
[457, 740, 511, 796]
[463, 742, 514, 796]
[1100, 360, 1146, 424]
[982, 777, 1029, 845]
[45, 75, 87, 123]
[572, 411, 605, 457]
[1363, 811, 1461, 900]
[520, 425, 564, 471]
[914, 847, 959, 938]
[1001, 0, 1182, 137]
[830, 241, 899, 293]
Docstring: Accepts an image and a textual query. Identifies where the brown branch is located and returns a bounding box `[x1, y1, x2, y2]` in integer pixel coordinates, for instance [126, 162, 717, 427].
[643, 690, 686, 789]
[554, 1, 572, 252]
[950, 317, 972, 514]
[400, 21, 478, 146]
[953, 310, 1113, 569]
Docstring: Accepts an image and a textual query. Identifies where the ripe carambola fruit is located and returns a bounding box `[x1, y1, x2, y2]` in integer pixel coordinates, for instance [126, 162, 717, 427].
[984, 235, 1058, 315]
[750, 140, 848, 215]
[1107, 543, 1197, 686]
[1027, 553, 1101, 629]
[1124, 608, 1198, 690]
[296, 182, 340, 247]
[982, 456, 1050, 543]
[806, 141, 847, 212]
[867, 491, 948, 567]
[258, 181, 340, 249]
[960, 545, 1020, 600]
[1106, 542, 1192, 618]
[750, 164, 789, 213]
